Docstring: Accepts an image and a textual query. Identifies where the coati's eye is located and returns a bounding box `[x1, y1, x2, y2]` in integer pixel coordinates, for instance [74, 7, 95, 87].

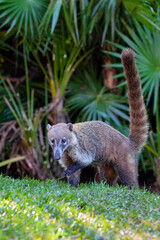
[51, 138, 55, 144]
[61, 137, 66, 144]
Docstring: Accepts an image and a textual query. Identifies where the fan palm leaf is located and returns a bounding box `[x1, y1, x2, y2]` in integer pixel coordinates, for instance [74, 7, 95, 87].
[1, 0, 159, 44]
[105, 22, 160, 114]
[66, 66, 129, 127]
[0, 0, 49, 37]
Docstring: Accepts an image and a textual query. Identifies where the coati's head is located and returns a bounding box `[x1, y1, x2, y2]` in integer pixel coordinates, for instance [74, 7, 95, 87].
[47, 123, 77, 160]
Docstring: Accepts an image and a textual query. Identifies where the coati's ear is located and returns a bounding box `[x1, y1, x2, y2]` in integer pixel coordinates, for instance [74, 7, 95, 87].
[47, 124, 52, 131]
[67, 123, 73, 131]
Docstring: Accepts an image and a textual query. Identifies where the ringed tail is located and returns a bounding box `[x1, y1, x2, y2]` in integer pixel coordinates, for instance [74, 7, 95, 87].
[121, 49, 148, 152]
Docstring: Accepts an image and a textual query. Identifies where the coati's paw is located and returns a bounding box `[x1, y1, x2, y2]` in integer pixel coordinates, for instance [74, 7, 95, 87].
[69, 179, 78, 187]
[64, 162, 83, 176]
[64, 169, 73, 176]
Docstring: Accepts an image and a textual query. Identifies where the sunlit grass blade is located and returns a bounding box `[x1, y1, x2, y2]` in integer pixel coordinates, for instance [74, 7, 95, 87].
[2, 80, 22, 121]
[0, 156, 25, 167]
[145, 145, 160, 158]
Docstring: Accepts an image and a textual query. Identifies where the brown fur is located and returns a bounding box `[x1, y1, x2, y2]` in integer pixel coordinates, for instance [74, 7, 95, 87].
[47, 49, 148, 188]
[121, 49, 148, 152]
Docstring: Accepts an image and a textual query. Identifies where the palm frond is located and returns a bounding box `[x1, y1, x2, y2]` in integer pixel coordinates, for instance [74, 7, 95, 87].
[122, 0, 160, 31]
[66, 65, 129, 127]
[0, 0, 49, 37]
[106, 22, 160, 114]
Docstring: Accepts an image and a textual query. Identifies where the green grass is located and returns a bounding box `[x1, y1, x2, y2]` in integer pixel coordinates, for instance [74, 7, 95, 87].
[0, 175, 159, 240]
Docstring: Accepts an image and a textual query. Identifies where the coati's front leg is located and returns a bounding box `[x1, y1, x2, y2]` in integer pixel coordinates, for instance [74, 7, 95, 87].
[64, 161, 84, 176]
[64, 161, 85, 187]
[67, 169, 81, 187]
[61, 153, 83, 187]
[60, 155, 82, 187]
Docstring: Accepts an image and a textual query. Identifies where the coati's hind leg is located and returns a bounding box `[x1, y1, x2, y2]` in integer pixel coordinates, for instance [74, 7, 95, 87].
[67, 169, 81, 187]
[113, 155, 138, 188]
[98, 163, 118, 186]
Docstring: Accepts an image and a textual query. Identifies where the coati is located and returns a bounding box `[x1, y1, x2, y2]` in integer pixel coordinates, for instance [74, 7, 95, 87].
[47, 49, 148, 188]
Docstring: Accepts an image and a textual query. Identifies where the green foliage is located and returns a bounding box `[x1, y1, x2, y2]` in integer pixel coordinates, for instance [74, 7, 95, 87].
[146, 132, 160, 160]
[0, 79, 9, 124]
[66, 66, 129, 126]
[122, 0, 160, 31]
[26, 36, 93, 99]
[3, 78, 36, 141]
[0, 175, 159, 239]
[50, 40, 94, 98]
[0, 77, 50, 171]
[144, 98, 160, 171]
[0, 0, 159, 45]
[0, 0, 49, 37]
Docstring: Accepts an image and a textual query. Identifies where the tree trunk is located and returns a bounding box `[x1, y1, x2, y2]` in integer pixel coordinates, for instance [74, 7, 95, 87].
[53, 86, 66, 124]
[102, 59, 118, 91]
[47, 64, 66, 125]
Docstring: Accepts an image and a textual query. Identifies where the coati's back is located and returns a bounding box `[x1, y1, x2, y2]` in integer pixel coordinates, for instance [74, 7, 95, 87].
[73, 121, 130, 159]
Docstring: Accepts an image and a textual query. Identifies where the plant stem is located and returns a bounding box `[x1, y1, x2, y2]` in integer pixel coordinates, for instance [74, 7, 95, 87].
[45, 77, 49, 168]
[23, 43, 30, 119]
[156, 94, 160, 154]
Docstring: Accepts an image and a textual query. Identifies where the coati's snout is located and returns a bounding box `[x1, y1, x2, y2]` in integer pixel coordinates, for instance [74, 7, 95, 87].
[47, 123, 76, 160]
[54, 149, 61, 160]
[50, 136, 67, 160]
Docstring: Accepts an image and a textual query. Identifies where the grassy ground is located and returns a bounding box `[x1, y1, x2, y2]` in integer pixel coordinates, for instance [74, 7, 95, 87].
[0, 175, 159, 240]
